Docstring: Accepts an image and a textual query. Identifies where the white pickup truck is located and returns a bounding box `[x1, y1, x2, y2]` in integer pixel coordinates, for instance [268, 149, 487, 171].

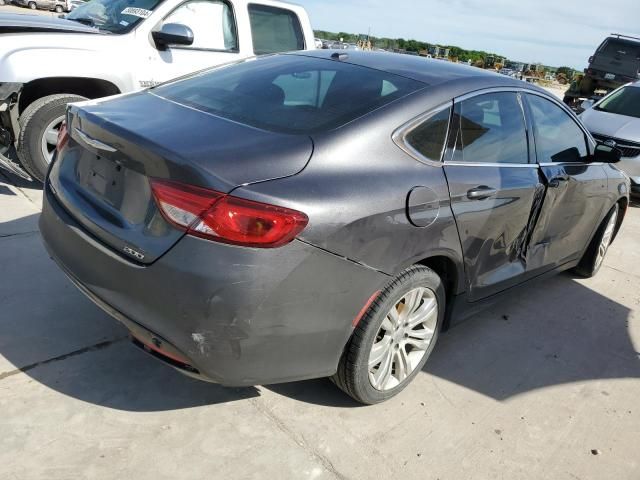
[0, 0, 315, 181]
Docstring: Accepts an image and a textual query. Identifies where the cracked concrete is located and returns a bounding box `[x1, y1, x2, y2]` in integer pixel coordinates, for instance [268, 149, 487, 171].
[1, 172, 639, 480]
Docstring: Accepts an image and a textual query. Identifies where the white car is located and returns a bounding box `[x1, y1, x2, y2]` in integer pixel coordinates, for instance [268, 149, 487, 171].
[580, 81, 640, 196]
[0, 0, 315, 181]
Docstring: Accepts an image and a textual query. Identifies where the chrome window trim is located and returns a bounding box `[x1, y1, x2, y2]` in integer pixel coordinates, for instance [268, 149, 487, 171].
[392, 102, 452, 167]
[539, 162, 605, 167]
[445, 161, 538, 168]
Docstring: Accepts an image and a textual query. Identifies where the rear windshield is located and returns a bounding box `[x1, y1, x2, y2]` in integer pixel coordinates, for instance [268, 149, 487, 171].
[153, 55, 425, 134]
[597, 39, 640, 62]
[595, 86, 640, 118]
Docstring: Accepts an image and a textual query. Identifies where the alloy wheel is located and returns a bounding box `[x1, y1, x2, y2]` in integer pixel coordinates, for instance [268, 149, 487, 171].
[40, 115, 65, 165]
[368, 287, 438, 391]
[595, 208, 618, 270]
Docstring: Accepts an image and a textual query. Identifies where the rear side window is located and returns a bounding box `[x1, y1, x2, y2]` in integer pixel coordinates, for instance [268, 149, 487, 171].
[449, 92, 528, 164]
[526, 94, 589, 163]
[597, 39, 640, 60]
[248, 4, 304, 55]
[153, 55, 424, 134]
[405, 107, 451, 162]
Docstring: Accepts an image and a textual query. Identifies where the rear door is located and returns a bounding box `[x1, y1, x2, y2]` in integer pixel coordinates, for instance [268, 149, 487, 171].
[444, 91, 544, 302]
[523, 93, 609, 271]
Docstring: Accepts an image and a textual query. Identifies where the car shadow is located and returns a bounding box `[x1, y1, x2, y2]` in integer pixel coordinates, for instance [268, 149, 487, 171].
[424, 272, 639, 401]
[0, 213, 259, 412]
[1, 214, 637, 411]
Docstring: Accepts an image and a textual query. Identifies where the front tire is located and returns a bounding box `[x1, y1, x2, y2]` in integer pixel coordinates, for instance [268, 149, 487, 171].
[332, 266, 445, 404]
[54, 4, 62, 12]
[17, 94, 86, 183]
[573, 204, 619, 278]
[28, 1, 36, 8]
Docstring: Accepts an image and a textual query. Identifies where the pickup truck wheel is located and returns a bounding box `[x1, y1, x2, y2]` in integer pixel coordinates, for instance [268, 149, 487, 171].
[17, 94, 86, 183]
[54, 4, 63, 12]
[28, 1, 37, 8]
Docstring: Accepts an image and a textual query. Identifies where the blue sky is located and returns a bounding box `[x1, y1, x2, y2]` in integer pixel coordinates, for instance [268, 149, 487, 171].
[296, 0, 639, 69]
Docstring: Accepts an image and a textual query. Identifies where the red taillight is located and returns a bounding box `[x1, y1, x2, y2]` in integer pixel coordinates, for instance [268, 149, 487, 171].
[150, 179, 308, 248]
[56, 121, 69, 151]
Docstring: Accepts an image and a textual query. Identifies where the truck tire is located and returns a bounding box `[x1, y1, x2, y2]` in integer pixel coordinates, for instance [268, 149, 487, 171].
[17, 94, 86, 182]
[54, 4, 63, 12]
[28, 1, 37, 8]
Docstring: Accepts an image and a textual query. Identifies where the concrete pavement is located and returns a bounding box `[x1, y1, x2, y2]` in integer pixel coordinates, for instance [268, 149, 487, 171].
[1, 172, 639, 479]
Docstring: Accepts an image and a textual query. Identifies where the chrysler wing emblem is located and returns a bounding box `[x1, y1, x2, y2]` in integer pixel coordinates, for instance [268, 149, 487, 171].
[74, 128, 117, 152]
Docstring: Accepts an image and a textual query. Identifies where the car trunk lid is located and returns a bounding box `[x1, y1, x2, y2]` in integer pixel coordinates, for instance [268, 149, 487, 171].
[47, 92, 313, 264]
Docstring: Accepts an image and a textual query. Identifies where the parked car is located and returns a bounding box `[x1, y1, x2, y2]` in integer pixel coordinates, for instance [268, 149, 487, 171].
[40, 51, 629, 405]
[68, 0, 87, 11]
[580, 81, 640, 196]
[564, 34, 640, 108]
[0, 0, 315, 182]
[14, 0, 70, 12]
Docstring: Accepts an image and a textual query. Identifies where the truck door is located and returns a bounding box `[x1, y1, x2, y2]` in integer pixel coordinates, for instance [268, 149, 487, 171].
[146, 0, 243, 84]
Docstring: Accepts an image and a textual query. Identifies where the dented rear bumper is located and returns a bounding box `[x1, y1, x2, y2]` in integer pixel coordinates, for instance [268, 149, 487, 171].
[40, 181, 389, 386]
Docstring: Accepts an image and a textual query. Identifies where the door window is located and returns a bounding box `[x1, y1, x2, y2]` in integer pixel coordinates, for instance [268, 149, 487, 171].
[248, 4, 304, 55]
[526, 94, 589, 163]
[163, 0, 238, 51]
[449, 92, 528, 164]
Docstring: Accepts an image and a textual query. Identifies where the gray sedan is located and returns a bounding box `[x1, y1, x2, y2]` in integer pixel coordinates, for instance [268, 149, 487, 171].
[40, 52, 629, 404]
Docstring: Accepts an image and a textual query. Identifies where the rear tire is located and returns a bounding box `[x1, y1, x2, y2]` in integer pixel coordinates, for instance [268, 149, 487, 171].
[28, 1, 36, 8]
[332, 265, 445, 404]
[54, 4, 62, 12]
[17, 94, 86, 183]
[573, 204, 619, 278]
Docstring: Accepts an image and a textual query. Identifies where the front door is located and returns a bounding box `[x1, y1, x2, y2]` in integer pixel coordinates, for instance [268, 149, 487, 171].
[145, 0, 243, 85]
[523, 93, 610, 271]
[444, 91, 543, 302]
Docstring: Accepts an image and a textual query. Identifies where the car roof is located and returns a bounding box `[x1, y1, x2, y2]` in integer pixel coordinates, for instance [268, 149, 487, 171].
[290, 50, 516, 87]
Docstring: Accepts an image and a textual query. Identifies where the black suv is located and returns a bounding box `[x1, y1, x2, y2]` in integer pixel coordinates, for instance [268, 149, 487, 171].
[564, 34, 640, 106]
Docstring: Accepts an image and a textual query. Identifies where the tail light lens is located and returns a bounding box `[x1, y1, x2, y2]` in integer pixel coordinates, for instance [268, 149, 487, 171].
[150, 179, 308, 248]
[56, 121, 69, 152]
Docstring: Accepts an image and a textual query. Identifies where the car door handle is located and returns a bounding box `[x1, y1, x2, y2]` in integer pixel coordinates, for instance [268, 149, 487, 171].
[467, 186, 497, 200]
[549, 174, 570, 188]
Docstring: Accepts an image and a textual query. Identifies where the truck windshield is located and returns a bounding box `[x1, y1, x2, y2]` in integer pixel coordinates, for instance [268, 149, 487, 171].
[595, 86, 640, 119]
[67, 0, 163, 33]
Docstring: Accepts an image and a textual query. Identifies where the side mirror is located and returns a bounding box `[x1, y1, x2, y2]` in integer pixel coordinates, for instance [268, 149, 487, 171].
[594, 143, 622, 163]
[152, 23, 194, 50]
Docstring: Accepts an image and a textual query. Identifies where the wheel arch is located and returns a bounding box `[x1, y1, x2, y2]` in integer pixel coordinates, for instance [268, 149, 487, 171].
[415, 254, 463, 331]
[18, 77, 121, 114]
[613, 196, 628, 242]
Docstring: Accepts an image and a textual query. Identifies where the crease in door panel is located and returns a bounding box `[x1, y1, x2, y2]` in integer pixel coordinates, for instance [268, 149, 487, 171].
[514, 171, 548, 264]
